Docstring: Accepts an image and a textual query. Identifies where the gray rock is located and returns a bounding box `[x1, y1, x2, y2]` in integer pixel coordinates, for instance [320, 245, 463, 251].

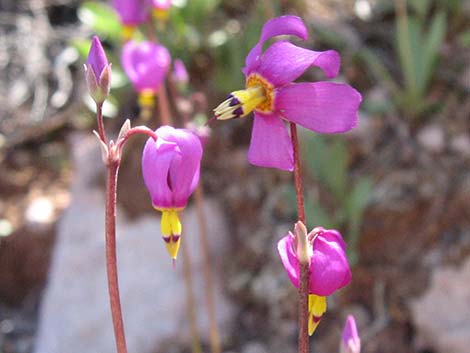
[34, 134, 234, 353]
[411, 257, 470, 353]
[417, 124, 445, 154]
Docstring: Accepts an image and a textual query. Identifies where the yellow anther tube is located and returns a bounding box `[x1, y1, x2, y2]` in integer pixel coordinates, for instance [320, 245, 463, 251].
[160, 209, 182, 259]
[308, 294, 327, 336]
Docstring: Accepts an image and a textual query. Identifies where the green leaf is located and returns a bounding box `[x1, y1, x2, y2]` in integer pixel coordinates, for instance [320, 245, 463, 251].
[70, 38, 91, 58]
[78, 2, 122, 42]
[419, 10, 447, 95]
[409, 0, 431, 20]
[396, 12, 420, 96]
[304, 199, 334, 230]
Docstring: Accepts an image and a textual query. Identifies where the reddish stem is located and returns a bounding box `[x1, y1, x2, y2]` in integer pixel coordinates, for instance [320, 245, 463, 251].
[290, 122, 309, 353]
[105, 159, 128, 353]
[96, 103, 107, 143]
[195, 185, 221, 353]
[157, 84, 172, 126]
[117, 126, 158, 150]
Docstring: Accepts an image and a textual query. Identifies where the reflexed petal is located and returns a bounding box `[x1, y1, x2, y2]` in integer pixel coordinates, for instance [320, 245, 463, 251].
[309, 229, 352, 296]
[276, 82, 361, 133]
[248, 113, 294, 171]
[122, 41, 171, 92]
[244, 15, 308, 75]
[141, 136, 178, 209]
[277, 232, 300, 288]
[256, 41, 340, 85]
[157, 126, 203, 208]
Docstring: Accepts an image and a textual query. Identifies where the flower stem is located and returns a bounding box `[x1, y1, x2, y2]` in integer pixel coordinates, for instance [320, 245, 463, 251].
[157, 84, 172, 126]
[105, 159, 128, 353]
[195, 185, 221, 353]
[181, 236, 203, 353]
[290, 122, 309, 353]
[96, 102, 107, 143]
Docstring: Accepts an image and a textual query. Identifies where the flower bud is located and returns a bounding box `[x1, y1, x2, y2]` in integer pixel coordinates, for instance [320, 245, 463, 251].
[85, 36, 111, 104]
[172, 59, 189, 91]
[340, 315, 361, 353]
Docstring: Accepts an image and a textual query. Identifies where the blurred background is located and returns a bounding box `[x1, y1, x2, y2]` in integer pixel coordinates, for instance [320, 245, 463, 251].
[0, 0, 469, 352]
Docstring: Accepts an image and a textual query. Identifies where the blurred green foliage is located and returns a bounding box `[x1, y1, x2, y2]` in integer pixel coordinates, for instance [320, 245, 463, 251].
[284, 133, 373, 265]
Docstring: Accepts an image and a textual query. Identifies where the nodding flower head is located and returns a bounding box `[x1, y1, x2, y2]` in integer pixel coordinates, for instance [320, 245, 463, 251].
[340, 315, 361, 353]
[141, 126, 202, 260]
[277, 222, 352, 335]
[122, 40, 171, 109]
[112, 0, 152, 40]
[213, 15, 361, 171]
[85, 36, 111, 104]
[152, 0, 171, 21]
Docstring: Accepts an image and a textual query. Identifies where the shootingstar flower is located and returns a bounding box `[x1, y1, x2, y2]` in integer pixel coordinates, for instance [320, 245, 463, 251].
[277, 224, 352, 335]
[213, 15, 362, 171]
[85, 36, 111, 104]
[340, 315, 361, 353]
[152, 0, 171, 21]
[122, 40, 171, 110]
[112, 0, 151, 40]
[141, 126, 202, 260]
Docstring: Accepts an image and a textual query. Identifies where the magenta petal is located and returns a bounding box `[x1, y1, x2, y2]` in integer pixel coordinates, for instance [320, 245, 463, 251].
[276, 82, 361, 133]
[122, 41, 171, 92]
[256, 41, 340, 85]
[112, 0, 151, 25]
[248, 113, 294, 171]
[87, 36, 108, 79]
[244, 15, 308, 75]
[309, 230, 352, 296]
[141, 137, 178, 209]
[157, 126, 203, 208]
[277, 232, 300, 288]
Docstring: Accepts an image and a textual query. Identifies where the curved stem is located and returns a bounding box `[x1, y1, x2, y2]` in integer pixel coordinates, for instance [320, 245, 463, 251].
[195, 185, 221, 353]
[290, 122, 309, 353]
[117, 126, 158, 150]
[105, 159, 128, 353]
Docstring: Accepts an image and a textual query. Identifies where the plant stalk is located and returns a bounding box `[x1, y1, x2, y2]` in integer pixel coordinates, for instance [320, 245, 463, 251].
[195, 185, 221, 353]
[290, 122, 309, 353]
[105, 159, 128, 353]
[96, 102, 107, 143]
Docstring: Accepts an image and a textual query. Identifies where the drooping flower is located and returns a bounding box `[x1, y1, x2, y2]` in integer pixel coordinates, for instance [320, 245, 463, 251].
[277, 222, 352, 335]
[112, 0, 152, 40]
[122, 40, 171, 111]
[340, 315, 361, 353]
[141, 126, 202, 260]
[85, 36, 111, 104]
[152, 0, 171, 21]
[213, 16, 362, 171]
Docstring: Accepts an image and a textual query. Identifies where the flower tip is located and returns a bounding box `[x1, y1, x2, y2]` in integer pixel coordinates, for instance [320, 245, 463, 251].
[341, 315, 361, 353]
[163, 235, 181, 260]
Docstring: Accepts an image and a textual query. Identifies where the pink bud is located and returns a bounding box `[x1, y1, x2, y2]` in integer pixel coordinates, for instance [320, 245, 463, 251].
[340, 315, 361, 353]
[85, 36, 111, 104]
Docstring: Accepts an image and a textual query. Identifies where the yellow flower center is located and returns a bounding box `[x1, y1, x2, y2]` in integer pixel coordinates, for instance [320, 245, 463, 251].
[213, 74, 275, 120]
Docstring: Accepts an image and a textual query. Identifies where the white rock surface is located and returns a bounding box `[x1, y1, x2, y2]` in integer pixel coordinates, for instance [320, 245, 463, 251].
[34, 134, 233, 353]
[411, 257, 470, 353]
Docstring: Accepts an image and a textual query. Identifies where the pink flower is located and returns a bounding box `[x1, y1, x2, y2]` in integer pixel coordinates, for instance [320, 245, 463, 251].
[122, 40, 171, 94]
[85, 36, 111, 104]
[340, 315, 361, 353]
[152, 0, 171, 21]
[172, 59, 189, 88]
[112, 0, 151, 26]
[277, 223, 352, 334]
[213, 16, 361, 171]
[141, 126, 202, 259]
